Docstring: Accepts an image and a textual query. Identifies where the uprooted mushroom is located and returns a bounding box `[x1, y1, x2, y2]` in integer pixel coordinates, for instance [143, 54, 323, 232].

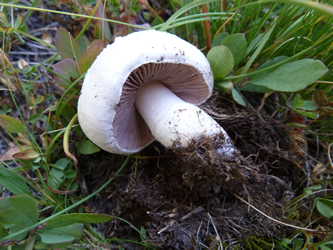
[77, 30, 294, 243]
[78, 29, 235, 155]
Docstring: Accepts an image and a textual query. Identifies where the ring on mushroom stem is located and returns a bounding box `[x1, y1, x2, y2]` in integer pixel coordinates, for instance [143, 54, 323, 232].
[78, 29, 235, 155]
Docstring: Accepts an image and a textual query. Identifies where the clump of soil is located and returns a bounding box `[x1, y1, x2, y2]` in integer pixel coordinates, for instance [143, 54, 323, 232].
[80, 92, 303, 249]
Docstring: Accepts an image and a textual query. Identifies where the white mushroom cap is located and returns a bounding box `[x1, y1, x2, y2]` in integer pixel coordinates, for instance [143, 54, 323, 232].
[78, 30, 214, 154]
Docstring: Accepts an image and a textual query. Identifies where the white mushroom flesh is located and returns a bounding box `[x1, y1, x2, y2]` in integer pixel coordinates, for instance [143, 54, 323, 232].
[135, 81, 234, 154]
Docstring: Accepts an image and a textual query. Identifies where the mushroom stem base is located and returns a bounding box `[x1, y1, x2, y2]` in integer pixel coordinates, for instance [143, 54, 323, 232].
[135, 81, 234, 154]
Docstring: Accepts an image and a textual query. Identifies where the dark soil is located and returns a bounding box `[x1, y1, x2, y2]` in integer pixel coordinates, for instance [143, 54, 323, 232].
[79, 92, 304, 249]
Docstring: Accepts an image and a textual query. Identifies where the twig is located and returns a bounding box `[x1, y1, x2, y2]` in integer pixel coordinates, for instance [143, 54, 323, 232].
[207, 213, 223, 250]
[235, 194, 319, 232]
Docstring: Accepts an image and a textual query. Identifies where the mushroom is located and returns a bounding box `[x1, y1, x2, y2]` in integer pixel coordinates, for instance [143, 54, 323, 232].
[78, 30, 234, 155]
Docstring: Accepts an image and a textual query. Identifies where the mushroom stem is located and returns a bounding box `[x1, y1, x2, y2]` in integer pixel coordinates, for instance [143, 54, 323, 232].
[135, 81, 234, 155]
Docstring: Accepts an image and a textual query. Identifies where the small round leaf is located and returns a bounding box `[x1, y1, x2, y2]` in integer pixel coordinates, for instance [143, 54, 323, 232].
[207, 45, 234, 79]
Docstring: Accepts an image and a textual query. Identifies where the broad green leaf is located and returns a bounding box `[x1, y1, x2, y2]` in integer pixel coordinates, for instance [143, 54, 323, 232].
[78, 42, 104, 74]
[240, 56, 289, 93]
[0, 167, 30, 195]
[303, 184, 322, 195]
[220, 33, 247, 66]
[48, 168, 64, 189]
[34, 241, 73, 249]
[64, 169, 77, 179]
[44, 213, 113, 228]
[248, 59, 328, 92]
[0, 195, 38, 227]
[9, 225, 28, 241]
[301, 101, 317, 111]
[0, 114, 25, 133]
[75, 140, 101, 155]
[293, 94, 304, 109]
[232, 88, 246, 106]
[294, 110, 317, 120]
[52, 59, 80, 86]
[54, 27, 81, 61]
[60, 104, 76, 122]
[257, 56, 289, 70]
[214, 81, 233, 94]
[240, 83, 272, 93]
[37, 223, 84, 244]
[53, 158, 70, 171]
[0, 11, 9, 27]
[293, 238, 304, 250]
[293, 95, 317, 111]
[76, 35, 91, 53]
[211, 32, 229, 48]
[315, 198, 333, 218]
[0, 223, 8, 238]
[207, 45, 234, 79]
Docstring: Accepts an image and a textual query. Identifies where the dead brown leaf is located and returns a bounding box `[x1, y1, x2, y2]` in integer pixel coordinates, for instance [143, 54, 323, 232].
[18, 59, 29, 70]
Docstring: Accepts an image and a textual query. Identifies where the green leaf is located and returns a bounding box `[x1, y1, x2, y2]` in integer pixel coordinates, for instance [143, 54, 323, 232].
[220, 33, 247, 66]
[0, 114, 25, 133]
[60, 104, 77, 122]
[0, 11, 9, 27]
[303, 184, 322, 195]
[207, 45, 234, 79]
[257, 56, 289, 70]
[9, 225, 28, 241]
[239, 83, 272, 93]
[54, 27, 81, 61]
[52, 59, 80, 86]
[248, 59, 328, 92]
[301, 101, 316, 111]
[75, 140, 101, 154]
[211, 32, 229, 48]
[53, 158, 70, 171]
[321, 246, 332, 250]
[34, 241, 73, 250]
[0, 195, 38, 227]
[247, 33, 264, 55]
[48, 168, 64, 189]
[315, 198, 333, 218]
[78, 42, 104, 74]
[232, 88, 246, 106]
[0, 167, 30, 195]
[37, 223, 84, 244]
[0, 223, 8, 238]
[294, 110, 317, 120]
[292, 94, 317, 119]
[44, 213, 113, 228]
[242, 19, 277, 75]
[293, 94, 304, 109]
[214, 81, 233, 94]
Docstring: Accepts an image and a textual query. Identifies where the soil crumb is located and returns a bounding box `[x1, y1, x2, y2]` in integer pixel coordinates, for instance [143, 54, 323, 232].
[81, 92, 303, 249]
